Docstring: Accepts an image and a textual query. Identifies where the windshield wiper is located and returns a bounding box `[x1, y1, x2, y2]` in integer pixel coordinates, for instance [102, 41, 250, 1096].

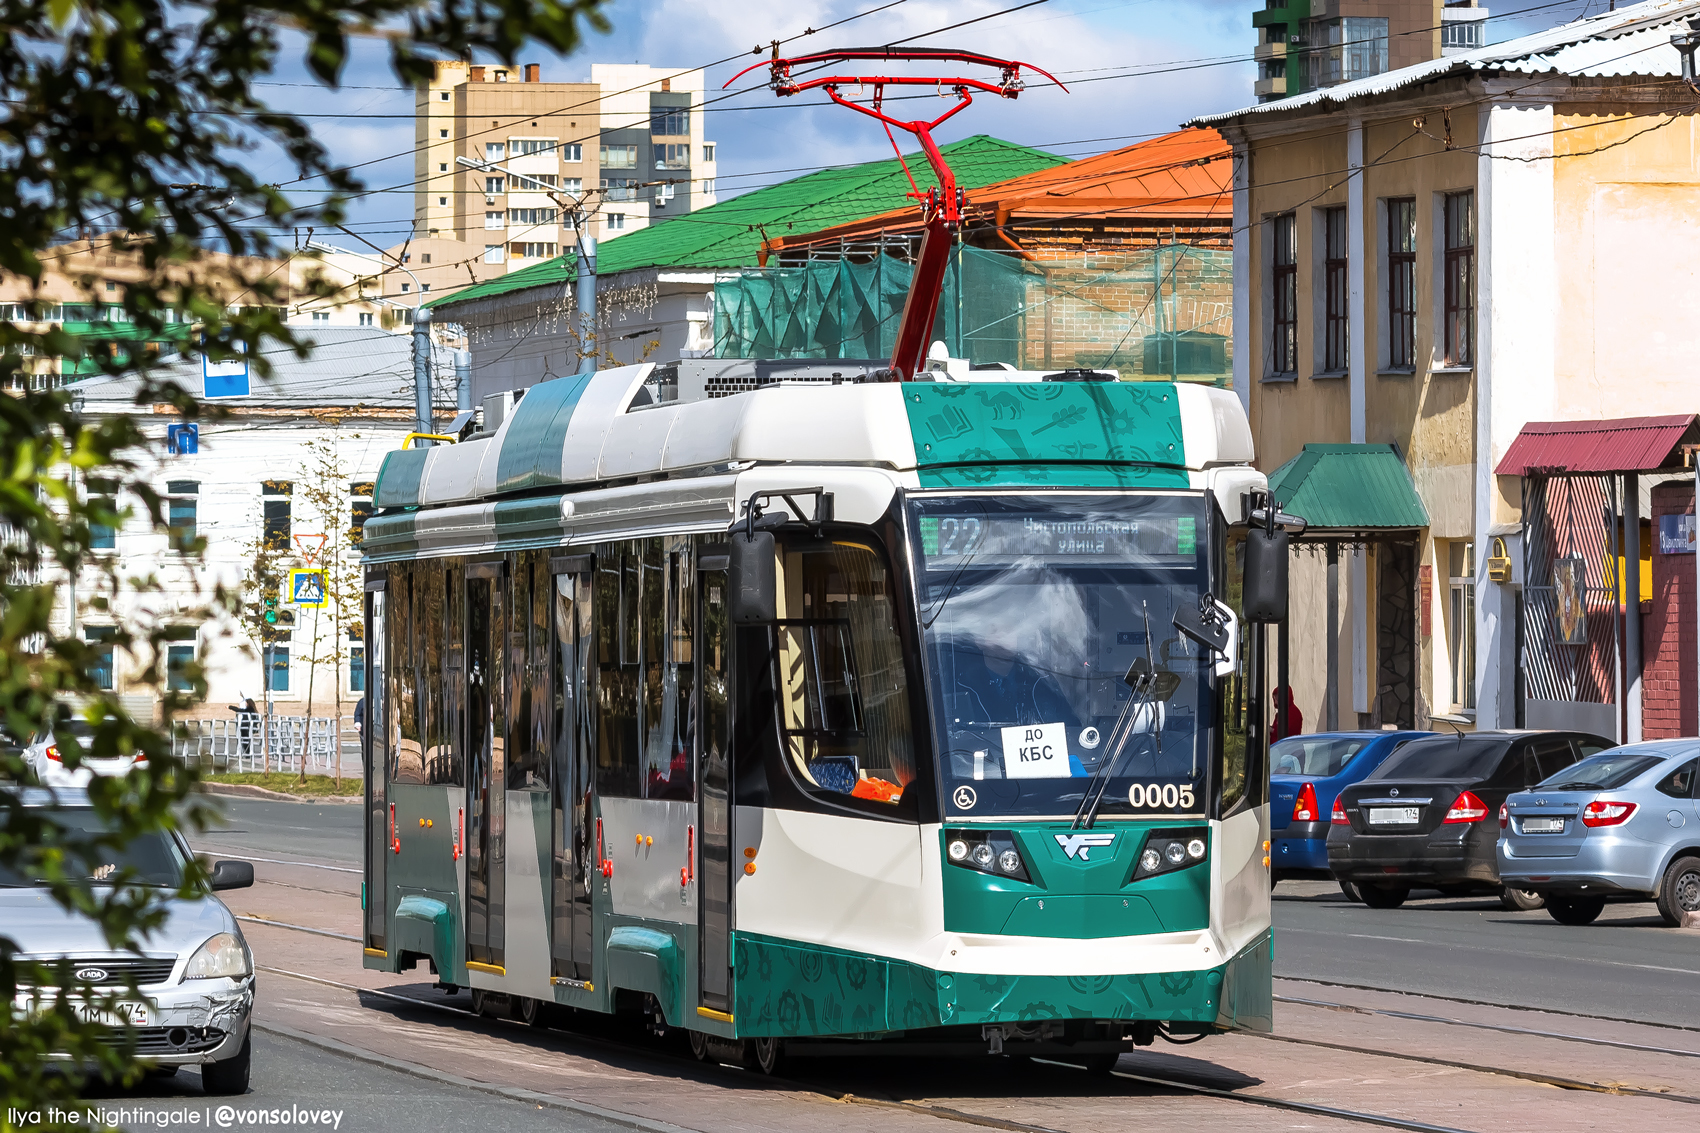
[1074, 604, 1163, 830]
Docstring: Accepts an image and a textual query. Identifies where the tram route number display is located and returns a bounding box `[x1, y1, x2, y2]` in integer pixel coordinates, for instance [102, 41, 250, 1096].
[1000, 721, 1071, 778]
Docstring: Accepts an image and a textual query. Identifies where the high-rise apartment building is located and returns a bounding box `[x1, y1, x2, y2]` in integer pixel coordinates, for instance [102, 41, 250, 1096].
[414, 61, 719, 273]
[1252, 0, 1490, 102]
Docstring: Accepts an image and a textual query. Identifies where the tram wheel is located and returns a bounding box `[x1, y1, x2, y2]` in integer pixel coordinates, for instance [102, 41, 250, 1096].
[518, 996, 551, 1028]
[753, 1037, 785, 1076]
[470, 988, 505, 1019]
[688, 1030, 710, 1062]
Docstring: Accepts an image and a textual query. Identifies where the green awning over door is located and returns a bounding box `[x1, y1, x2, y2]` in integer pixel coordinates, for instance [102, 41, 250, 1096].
[1267, 443, 1430, 533]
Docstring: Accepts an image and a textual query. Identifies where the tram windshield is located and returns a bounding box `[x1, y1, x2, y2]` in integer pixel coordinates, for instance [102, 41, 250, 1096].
[910, 493, 1214, 820]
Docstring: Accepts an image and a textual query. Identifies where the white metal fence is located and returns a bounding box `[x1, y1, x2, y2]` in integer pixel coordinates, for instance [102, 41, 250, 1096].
[172, 715, 360, 777]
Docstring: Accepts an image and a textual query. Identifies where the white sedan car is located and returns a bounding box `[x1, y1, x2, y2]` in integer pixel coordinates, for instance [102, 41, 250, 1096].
[25, 720, 146, 787]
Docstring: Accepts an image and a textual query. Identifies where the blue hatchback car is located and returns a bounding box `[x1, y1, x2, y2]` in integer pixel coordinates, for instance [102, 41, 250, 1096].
[1271, 731, 1430, 882]
[1498, 739, 1700, 926]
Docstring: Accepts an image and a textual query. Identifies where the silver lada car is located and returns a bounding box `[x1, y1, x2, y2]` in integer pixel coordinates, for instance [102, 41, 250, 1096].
[1498, 739, 1700, 927]
[4, 789, 256, 1092]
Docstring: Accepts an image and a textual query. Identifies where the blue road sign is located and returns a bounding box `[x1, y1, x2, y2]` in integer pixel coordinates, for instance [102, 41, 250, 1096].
[203, 343, 249, 398]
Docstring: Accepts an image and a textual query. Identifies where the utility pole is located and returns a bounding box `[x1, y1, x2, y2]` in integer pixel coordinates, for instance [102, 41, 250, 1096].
[454, 349, 472, 412]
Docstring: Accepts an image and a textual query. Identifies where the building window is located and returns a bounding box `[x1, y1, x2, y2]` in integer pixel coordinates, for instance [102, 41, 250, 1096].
[651, 108, 689, 136]
[485, 211, 505, 229]
[400, 283, 410, 293]
[600, 177, 637, 201]
[513, 173, 556, 189]
[437, 196, 447, 207]
[508, 207, 558, 226]
[88, 477, 119, 549]
[422, 254, 431, 264]
[702, 143, 715, 162]
[267, 645, 290, 692]
[560, 143, 583, 163]
[359, 312, 374, 326]
[484, 177, 505, 194]
[653, 182, 676, 207]
[561, 177, 583, 195]
[600, 144, 638, 169]
[509, 138, 556, 156]
[440, 90, 449, 101]
[167, 490, 196, 545]
[606, 213, 626, 231]
[1388, 197, 1417, 369]
[1442, 18, 1484, 50]
[439, 162, 448, 172]
[439, 129, 449, 139]
[511, 242, 558, 259]
[485, 142, 505, 161]
[262, 480, 291, 551]
[1322, 206, 1348, 373]
[310, 311, 330, 323]
[1443, 190, 1475, 367]
[700, 178, 716, 196]
[654, 143, 690, 170]
[350, 640, 366, 693]
[84, 627, 117, 690]
[167, 642, 196, 692]
[1270, 213, 1297, 375]
[1448, 541, 1476, 711]
[484, 245, 505, 263]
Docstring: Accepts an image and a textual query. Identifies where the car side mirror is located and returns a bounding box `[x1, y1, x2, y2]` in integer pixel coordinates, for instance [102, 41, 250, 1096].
[209, 860, 254, 891]
[729, 527, 776, 624]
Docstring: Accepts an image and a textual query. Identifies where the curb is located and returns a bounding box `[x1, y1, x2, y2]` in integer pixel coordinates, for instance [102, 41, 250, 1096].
[200, 781, 363, 804]
[253, 1020, 701, 1133]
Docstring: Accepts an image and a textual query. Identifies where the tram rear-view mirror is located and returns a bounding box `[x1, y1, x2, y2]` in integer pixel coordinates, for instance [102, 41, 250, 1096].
[730, 529, 777, 623]
[1243, 527, 1289, 623]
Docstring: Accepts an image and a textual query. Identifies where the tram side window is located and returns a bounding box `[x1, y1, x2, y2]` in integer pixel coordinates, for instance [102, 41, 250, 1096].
[647, 539, 694, 801]
[443, 561, 465, 785]
[640, 540, 666, 793]
[596, 545, 641, 797]
[419, 564, 450, 784]
[508, 551, 550, 790]
[773, 540, 915, 808]
[390, 564, 424, 784]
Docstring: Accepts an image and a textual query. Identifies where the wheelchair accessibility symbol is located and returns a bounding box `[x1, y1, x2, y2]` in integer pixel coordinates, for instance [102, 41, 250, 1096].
[952, 785, 977, 810]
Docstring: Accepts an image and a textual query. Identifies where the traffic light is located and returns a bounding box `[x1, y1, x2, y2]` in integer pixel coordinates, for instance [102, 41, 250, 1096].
[263, 593, 279, 625]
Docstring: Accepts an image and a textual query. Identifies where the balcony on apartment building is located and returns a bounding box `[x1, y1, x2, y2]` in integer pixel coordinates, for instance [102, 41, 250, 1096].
[1442, 0, 1490, 56]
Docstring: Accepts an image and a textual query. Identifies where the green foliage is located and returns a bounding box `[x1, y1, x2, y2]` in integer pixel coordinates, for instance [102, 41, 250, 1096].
[0, 0, 611, 1113]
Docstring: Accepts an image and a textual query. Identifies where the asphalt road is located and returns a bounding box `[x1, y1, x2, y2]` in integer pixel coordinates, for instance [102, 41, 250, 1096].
[192, 799, 1700, 1027]
[97, 1029, 629, 1133]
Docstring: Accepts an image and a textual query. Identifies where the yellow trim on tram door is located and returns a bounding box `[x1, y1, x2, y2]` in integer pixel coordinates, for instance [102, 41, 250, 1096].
[696, 1006, 734, 1023]
[363, 948, 388, 958]
[465, 961, 506, 976]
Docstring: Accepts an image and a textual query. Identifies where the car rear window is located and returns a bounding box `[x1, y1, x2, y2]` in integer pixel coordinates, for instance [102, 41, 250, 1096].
[0, 809, 186, 888]
[1271, 737, 1368, 777]
[1367, 735, 1507, 781]
[1538, 752, 1663, 791]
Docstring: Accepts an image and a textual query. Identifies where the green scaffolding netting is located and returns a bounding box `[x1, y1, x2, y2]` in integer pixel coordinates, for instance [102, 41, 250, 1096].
[713, 244, 1233, 384]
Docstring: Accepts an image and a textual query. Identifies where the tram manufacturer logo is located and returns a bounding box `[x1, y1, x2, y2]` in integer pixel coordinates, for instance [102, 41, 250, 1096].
[1055, 832, 1116, 860]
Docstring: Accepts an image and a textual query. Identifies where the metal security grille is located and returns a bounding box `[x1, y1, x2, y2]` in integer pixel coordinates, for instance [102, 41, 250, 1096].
[1522, 474, 1620, 707]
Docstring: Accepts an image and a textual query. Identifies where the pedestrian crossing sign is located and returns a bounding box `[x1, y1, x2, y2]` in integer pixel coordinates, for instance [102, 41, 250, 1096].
[289, 568, 328, 608]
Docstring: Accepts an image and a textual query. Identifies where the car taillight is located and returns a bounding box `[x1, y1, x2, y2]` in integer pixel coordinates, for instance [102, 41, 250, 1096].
[1293, 783, 1319, 823]
[45, 744, 62, 763]
[1331, 796, 1349, 825]
[1498, 803, 1509, 830]
[1582, 800, 1637, 827]
[1443, 790, 1489, 824]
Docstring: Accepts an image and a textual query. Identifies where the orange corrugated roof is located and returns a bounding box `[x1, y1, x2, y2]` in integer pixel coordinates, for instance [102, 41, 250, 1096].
[771, 128, 1231, 252]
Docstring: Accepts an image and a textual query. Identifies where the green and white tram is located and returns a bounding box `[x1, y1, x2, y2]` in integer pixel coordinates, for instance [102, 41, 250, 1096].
[360, 359, 1289, 1069]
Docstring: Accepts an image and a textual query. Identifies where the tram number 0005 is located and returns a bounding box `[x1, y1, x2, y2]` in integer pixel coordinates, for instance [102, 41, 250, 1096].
[1128, 782, 1193, 811]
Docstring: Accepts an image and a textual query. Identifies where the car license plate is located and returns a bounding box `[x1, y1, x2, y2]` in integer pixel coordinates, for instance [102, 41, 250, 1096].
[1522, 817, 1564, 833]
[41, 999, 152, 1027]
[1367, 806, 1420, 825]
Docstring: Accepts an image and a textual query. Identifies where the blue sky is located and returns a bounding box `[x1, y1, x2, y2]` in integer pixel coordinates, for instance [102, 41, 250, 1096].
[250, 0, 1600, 248]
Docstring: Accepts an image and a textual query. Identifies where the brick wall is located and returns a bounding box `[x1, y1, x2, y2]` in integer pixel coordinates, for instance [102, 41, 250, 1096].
[1643, 480, 1696, 739]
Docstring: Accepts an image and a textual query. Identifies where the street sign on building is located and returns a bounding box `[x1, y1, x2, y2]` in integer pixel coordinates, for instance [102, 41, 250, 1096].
[203, 342, 250, 398]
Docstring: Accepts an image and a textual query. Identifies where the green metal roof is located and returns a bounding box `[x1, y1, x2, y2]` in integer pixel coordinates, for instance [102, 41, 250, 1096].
[1267, 443, 1430, 531]
[431, 135, 1064, 310]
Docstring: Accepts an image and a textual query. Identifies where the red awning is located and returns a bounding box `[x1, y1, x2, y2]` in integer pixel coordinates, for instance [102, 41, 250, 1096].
[1495, 415, 1700, 476]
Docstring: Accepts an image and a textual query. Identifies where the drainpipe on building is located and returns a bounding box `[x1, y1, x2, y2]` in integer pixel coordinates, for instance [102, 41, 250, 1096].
[413, 306, 434, 437]
[1326, 542, 1340, 731]
[454, 349, 472, 413]
[1625, 472, 1642, 742]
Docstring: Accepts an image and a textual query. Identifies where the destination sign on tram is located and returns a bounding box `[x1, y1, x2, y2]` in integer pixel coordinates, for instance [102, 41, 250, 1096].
[918, 514, 1196, 564]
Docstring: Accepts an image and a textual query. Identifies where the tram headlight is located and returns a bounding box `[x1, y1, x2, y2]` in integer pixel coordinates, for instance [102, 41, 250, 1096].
[1131, 828, 1209, 882]
[943, 830, 1031, 884]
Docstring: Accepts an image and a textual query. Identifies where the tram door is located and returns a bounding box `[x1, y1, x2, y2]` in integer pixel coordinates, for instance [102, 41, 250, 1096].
[363, 579, 387, 955]
[550, 558, 595, 980]
[465, 561, 507, 969]
[696, 558, 734, 1011]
